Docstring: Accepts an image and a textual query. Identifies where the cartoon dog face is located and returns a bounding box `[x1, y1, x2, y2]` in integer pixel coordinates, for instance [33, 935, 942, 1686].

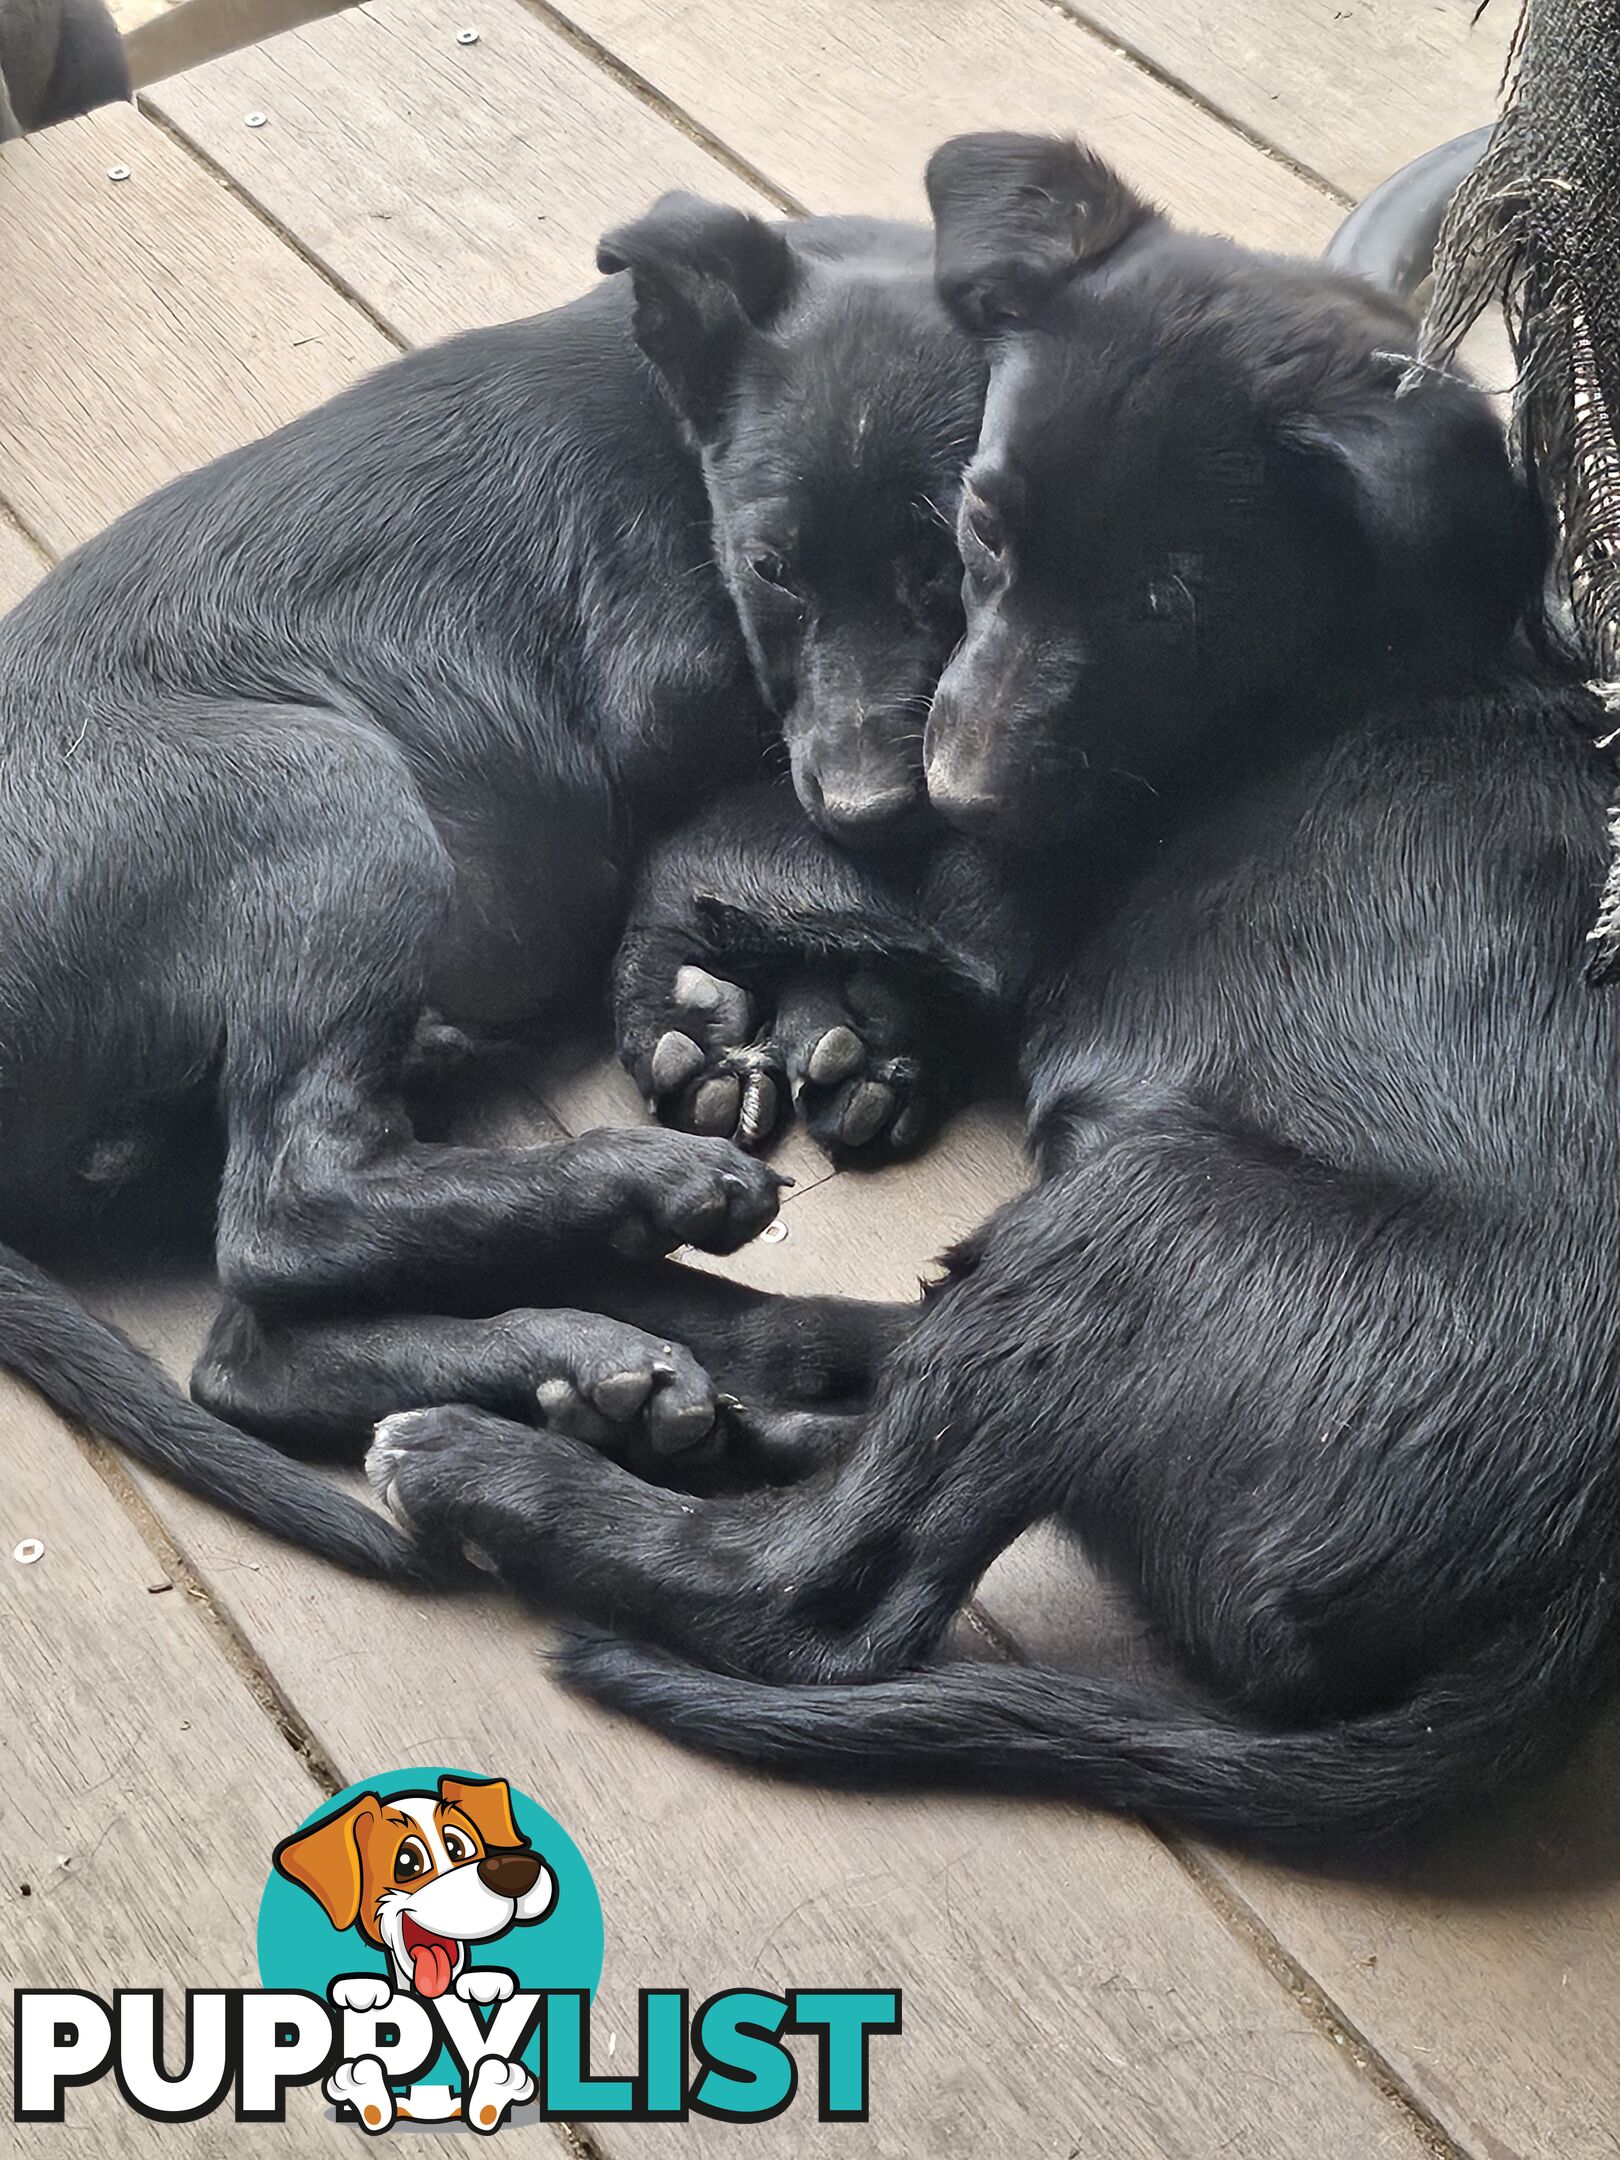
[274, 1775, 556, 1998]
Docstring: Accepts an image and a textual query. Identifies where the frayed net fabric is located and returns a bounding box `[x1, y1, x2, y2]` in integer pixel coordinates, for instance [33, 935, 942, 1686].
[1420, 0, 1620, 975]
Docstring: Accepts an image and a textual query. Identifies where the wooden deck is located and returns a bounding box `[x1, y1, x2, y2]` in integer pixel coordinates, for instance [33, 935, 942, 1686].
[8, 3, 1612, 2154]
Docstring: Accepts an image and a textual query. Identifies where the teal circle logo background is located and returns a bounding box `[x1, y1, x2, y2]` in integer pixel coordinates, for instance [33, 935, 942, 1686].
[257, 1767, 603, 2087]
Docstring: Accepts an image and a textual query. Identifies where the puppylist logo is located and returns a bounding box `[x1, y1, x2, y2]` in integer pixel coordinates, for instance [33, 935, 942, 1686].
[13, 1766, 901, 2134]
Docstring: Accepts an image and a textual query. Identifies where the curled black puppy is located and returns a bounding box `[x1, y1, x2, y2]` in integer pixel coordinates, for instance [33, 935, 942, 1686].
[368, 134, 1620, 1851]
[0, 198, 981, 1573]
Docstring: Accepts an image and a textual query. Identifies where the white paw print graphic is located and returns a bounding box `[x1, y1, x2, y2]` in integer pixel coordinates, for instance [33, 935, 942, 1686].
[325, 2054, 394, 2134]
[464, 2057, 534, 2134]
[330, 1974, 394, 2014]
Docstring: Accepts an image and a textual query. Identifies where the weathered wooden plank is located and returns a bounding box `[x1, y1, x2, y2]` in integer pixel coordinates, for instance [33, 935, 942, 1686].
[0, 107, 394, 556]
[1057, 0, 1513, 202]
[550, 0, 1340, 251]
[691, 1097, 1031, 1293]
[1203, 1740, 1620, 2160]
[98, 1255, 1425, 2160]
[984, 1520, 1620, 2160]
[125, 0, 341, 88]
[149, 0, 773, 346]
[0, 1376, 333, 2152]
[0, 508, 48, 610]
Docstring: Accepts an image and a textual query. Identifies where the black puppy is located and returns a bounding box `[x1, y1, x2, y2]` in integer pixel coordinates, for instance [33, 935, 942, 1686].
[0, 198, 980, 1572]
[368, 134, 1620, 1851]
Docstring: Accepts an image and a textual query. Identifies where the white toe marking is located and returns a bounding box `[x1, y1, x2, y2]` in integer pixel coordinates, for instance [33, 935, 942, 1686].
[325, 2056, 394, 2134]
[464, 2056, 534, 2133]
[331, 1975, 394, 2014]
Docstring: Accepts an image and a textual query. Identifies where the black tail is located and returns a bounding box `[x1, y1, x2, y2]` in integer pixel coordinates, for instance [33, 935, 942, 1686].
[561, 1607, 1609, 1847]
[0, 1240, 420, 1581]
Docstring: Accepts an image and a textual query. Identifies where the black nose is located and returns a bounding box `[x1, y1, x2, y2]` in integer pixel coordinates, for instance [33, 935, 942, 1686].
[478, 1849, 541, 1898]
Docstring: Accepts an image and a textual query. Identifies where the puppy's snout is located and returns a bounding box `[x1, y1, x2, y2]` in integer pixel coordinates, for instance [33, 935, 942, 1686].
[927, 778, 1002, 835]
[814, 777, 920, 832]
[924, 707, 1003, 834]
[798, 762, 924, 846]
[478, 1849, 542, 1898]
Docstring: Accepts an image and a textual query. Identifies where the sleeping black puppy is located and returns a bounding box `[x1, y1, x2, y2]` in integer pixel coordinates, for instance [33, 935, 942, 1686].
[366, 134, 1620, 1851]
[0, 197, 982, 1575]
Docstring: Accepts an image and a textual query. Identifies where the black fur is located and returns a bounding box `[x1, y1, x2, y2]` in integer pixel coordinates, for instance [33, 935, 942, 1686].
[0, 200, 981, 1571]
[371, 137, 1620, 1851]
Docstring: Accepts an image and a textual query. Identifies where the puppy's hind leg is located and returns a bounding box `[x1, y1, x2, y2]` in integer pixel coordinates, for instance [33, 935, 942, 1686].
[198, 1262, 909, 1493]
[194, 1296, 728, 1468]
[562, 1254, 914, 1412]
[369, 1188, 1068, 1679]
[199, 713, 781, 1319]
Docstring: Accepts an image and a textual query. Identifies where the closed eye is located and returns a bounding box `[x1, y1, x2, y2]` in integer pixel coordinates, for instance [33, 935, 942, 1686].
[1143, 573, 1197, 626]
[747, 549, 802, 604]
[959, 494, 1006, 581]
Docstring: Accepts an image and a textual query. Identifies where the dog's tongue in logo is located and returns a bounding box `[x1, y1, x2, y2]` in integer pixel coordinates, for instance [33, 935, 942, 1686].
[403, 1915, 459, 1999]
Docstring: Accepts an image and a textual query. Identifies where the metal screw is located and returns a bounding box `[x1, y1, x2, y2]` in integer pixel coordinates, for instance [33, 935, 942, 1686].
[760, 1218, 789, 1244]
[244, 110, 269, 129]
[106, 164, 131, 183]
[13, 1539, 44, 1565]
[456, 26, 480, 43]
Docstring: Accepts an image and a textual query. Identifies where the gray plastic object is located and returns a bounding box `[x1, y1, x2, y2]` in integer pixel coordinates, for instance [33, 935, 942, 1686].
[1324, 125, 1494, 302]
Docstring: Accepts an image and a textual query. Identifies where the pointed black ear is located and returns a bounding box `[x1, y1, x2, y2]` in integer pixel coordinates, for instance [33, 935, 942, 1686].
[597, 194, 797, 435]
[925, 132, 1158, 335]
[1283, 373, 1538, 646]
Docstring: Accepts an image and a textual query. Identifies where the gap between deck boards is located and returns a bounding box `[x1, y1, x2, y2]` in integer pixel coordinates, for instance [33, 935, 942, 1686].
[1039, 0, 1357, 207]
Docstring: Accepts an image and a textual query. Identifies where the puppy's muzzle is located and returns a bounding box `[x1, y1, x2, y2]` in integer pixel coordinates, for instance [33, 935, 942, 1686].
[478, 1848, 543, 1898]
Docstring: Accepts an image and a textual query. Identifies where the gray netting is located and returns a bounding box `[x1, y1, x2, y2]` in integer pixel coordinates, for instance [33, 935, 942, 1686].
[1420, 0, 1620, 975]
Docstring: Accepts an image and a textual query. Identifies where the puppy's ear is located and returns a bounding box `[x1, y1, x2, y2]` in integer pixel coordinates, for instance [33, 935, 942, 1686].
[273, 1794, 381, 1932]
[1282, 370, 1537, 644]
[439, 1774, 527, 1851]
[598, 193, 797, 435]
[926, 132, 1158, 334]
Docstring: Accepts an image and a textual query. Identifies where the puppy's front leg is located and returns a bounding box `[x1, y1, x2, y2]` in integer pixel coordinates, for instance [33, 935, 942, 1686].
[194, 1299, 729, 1468]
[617, 780, 995, 1161]
[366, 1271, 1051, 1684]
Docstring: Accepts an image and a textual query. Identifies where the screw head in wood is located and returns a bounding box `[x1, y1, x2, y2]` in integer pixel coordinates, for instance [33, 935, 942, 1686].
[760, 1218, 789, 1244]
[13, 1538, 44, 1564]
[106, 164, 131, 182]
[245, 110, 269, 128]
[456, 26, 480, 42]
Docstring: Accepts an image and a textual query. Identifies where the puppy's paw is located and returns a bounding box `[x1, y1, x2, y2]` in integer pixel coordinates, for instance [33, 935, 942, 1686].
[401, 1007, 478, 1086]
[515, 1310, 720, 1458]
[464, 2057, 534, 2135]
[778, 968, 942, 1163]
[455, 1966, 516, 2006]
[557, 1126, 786, 1256]
[331, 1974, 394, 2015]
[367, 1407, 573, 1580]
[325, 2056, 395, 2134]
[628, 966, 788, 1152]
[368, 1409, 482, 1540]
